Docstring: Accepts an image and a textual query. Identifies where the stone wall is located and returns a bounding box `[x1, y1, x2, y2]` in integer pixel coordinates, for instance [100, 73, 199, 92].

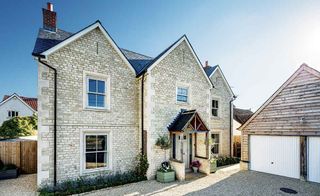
[209, 69, 233, 156]
[145, 40, 211, 178]
[37, 28, 139, 186]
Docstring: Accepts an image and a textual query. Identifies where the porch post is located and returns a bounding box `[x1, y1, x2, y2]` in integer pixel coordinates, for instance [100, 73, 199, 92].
[206, 132, 209, 159]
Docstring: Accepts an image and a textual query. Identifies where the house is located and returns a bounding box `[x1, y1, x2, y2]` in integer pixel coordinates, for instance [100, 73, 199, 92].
[239, 64, 320, 183]
[233, 107, 253, 136]
[32, 3, 234, 187]
[0, 93, 37, 125]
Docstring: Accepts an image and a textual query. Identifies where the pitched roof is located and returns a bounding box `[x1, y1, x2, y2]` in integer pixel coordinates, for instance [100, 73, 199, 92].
[204, 65, 218, 77]
[233, 107, 253, 124]
[32, 21, 152, 75]
[239, 63, 320, 131]
[2, 94, 37, 111]
[168, 110, 196, 131]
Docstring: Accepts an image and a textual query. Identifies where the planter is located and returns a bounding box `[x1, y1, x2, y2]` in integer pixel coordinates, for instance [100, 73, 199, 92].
[0, 168, 19, 180]
[192, 167, 198, 173]
[156, 171, 175, 183]
[210, 159, 217, 173]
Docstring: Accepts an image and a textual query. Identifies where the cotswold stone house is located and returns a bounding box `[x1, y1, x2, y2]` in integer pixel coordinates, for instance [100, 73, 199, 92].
[32, 4, 235, 186]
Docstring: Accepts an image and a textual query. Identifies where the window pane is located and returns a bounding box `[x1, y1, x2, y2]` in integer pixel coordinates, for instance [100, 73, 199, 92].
[88, 94, 97, 107]
[97, 135, 107, 151]
[8, 111, 11, 117]
[211, 144, 219, 154]
[178, 88, 187, 96]
[86, 135, 96, 152]
[16, 112, 19, 117]
[97, 95, 105, 107]
[85, 153, 96, 169]
[212, 109, 217, 116]
[97, 80, 105, 93]
[97, 152, 107, 168]
[177, 95, 187, 102]
[216, 101, 218, 108]
[89, 79, 97, 92]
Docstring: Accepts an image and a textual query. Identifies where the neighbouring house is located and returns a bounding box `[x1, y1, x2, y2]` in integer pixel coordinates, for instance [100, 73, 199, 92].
[232, 107, 253, 157]
[0, 93, 37, 125]
[233, 107, 253, 136]
[239, 64, 320, 183]
[32, 3, 235, 187]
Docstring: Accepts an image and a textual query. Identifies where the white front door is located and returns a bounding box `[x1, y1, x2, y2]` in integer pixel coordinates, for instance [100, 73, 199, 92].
[308, 137, 320, 183]
[181, 134, 188, 168]
[250, 135, 300, 179]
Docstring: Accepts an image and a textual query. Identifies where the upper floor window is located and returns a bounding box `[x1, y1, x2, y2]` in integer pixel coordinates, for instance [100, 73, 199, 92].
[88, 78, 106, 108]
[8, 111, 18, 118]
[177, 87, 188, 103]
[84, 71, 110, 110]
[212, 100, 219, 117]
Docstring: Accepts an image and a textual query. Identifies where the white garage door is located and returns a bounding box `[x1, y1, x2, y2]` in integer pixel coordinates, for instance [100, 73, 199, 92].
[250, 135, 300, 179]
[308, 137, 320, 183]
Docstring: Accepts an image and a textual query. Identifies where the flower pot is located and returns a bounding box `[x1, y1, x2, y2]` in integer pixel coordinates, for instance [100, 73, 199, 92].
[0, 168, 19, 180]
[192, 167, 198, 173]
[156, 171, 175, 183]
[210, 159, 217, 173]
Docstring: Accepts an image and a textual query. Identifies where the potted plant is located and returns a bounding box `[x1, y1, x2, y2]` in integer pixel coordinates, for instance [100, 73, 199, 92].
[190, 160, 201, 173]
[210, 158, 217, 173]
[156, 161, 175, 183]
[0, 160, 19, 180]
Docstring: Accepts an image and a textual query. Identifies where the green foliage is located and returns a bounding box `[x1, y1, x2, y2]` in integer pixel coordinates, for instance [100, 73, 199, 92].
[135, 153, 149, 177]
[39, 153, 149, 195]
[38, 171, 146, 195]
[212, 156, 240, 167]
[155, 134, 171, 149]
[0, 116, 37, 139]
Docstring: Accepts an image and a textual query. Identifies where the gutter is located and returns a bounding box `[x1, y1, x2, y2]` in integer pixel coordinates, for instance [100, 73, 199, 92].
[37, 57, 58, 187]
[141, 72, 145, 154]
[229, 96, 236, 156]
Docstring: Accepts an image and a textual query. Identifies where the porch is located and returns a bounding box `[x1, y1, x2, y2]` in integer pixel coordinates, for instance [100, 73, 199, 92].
[168, 110, 211, 180]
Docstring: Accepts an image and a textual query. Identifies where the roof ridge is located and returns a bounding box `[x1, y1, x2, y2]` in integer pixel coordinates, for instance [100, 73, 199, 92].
[121, 48, 153, 59]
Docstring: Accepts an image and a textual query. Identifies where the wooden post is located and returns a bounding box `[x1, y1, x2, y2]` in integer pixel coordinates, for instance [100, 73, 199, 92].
[206, 132, 209, 159]
[300, 136, 307, 181]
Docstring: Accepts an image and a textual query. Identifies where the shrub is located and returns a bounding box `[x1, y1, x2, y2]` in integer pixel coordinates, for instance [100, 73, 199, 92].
[135, 153, 149, 177]
[155, 134, 170, 149]
[212, 156, 240, 167]
[0, 115, 37, 139]
[38, 171, 146, 195]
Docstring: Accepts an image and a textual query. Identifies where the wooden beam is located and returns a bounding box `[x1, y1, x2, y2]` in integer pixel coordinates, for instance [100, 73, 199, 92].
[300, 136, 307, 180]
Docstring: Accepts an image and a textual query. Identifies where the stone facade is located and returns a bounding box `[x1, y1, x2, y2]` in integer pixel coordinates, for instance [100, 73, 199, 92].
[37, 28, 139, 186]
[209, 69, 234, 156]
[36, 25, 234, 186]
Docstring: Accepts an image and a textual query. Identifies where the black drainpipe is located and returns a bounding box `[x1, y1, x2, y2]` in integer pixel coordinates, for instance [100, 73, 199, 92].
[229, 96, 236, 156]
[37, 57, 57, 187]
[141, 73, 145, 155]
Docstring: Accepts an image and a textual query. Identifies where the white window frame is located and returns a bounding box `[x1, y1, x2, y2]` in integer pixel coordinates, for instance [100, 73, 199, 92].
[80, 129, 112, 174]
[210, 132, 220, 155]
[176, 82, 191, 104]
[8, 110, 19, 118]
[83, 71, 111, 111]
[211, 99, 219, 117]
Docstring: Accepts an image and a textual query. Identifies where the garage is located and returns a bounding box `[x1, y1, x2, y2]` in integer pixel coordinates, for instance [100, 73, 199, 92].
[250, 135, 300, 179]
[308, 137, 320, 183]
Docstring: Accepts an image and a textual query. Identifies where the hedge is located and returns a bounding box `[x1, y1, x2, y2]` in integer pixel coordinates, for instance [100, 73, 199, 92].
[0, 115, 37, 139]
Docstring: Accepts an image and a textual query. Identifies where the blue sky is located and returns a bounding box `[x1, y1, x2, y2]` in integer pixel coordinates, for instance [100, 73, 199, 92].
[1, 0, 320, 110]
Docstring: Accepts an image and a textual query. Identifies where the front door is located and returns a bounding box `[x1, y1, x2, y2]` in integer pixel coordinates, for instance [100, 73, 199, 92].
[181, 134, 188, 168]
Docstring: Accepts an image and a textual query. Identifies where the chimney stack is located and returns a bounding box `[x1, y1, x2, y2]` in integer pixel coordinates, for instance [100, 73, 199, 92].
[205, 60, 209, 67]
[42, 2, 56, 32]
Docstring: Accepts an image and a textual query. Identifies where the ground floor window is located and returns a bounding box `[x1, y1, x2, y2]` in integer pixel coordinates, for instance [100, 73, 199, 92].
[211, 133, 220, 155]
[84, 133, 110, 171]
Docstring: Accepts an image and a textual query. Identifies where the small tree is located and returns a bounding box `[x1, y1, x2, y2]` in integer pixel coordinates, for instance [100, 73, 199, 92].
[135, 153, 149, 178]
[0, 115, 37, 139]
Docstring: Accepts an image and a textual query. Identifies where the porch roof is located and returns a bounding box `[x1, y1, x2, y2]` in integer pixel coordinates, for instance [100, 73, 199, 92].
[168, 110, 209, 132]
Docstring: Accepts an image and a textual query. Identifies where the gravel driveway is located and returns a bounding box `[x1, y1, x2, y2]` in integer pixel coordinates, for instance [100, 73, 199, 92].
[0, 174, 37, 196]
[84, 164, 320, 196]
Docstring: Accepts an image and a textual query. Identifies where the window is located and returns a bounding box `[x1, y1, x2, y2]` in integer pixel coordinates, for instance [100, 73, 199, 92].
[84, 133, 109, 171]
[212, 100, 219, 117]
[211, 133, 220, 154]
[8, 111, 18, 118]
[177, 87, 188, 102]
[87, 78, 106, 108]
